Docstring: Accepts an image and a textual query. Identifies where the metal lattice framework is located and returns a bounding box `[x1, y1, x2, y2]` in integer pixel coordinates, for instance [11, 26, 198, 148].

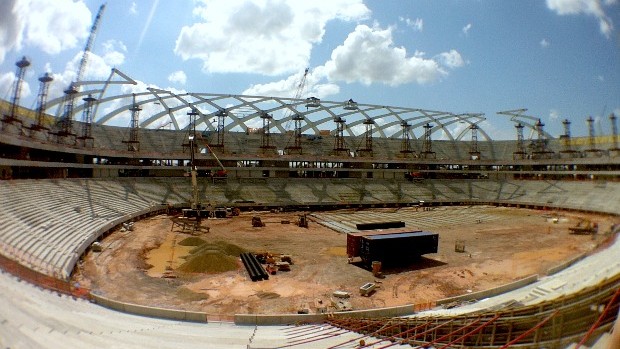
[42, 70, 490, 142]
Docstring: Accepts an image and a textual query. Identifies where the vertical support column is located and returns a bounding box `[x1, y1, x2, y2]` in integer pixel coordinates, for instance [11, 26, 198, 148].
[469, 124, 481, 160]
[559, 119, 579, 158]
[214, 109, 227, 150]
[285, 114, 304, 155]
[28, 72, 54, 140]
[532, 119, 554, 159]
[2, 56, 30, 133]
[123, 94, 141, 151]
[421, 123, 435, 159]
[400, 121, 413, 155]
[609, 113, 619, 156]
[357, 118, 374, 156]
[77, 94, 97, 148]
[260, 112, 276, 154]
[585, 116, 601, 157]
[333, 116, 348, 155]
[514, 123, 526, 160]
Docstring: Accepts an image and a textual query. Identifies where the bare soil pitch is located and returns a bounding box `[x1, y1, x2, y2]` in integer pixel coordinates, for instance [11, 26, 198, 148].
[73, 206, 616, 316]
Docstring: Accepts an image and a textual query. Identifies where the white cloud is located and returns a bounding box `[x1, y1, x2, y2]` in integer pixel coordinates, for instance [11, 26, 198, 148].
[19, 0, 92, 55]
[462, 23, 472, 36]
[322, 24, 462, 86]
[174, 0, 370, 76]
[129, 2, 138, 15]
[168, 70, 187, 85]
[242, 68, 339, 98]
[0, 71, 16, 98]
[101, 40, 126, 67]
[540, 38, 550, 47]
[437, 49, 464, 69]
[546, 0, 616, 38]
[400, 17, 423, 32]
[549, 109, 560, 121]
[0, 0, 93, 64]
[0, 0, 24, 64]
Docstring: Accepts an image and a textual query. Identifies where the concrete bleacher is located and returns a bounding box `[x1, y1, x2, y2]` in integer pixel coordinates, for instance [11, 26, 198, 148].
[0, 176, 618, 348]
[1, 177, 618, 281]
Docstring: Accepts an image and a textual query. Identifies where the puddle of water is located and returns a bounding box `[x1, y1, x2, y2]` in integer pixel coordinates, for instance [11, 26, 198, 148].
[145, 232, 194, 277]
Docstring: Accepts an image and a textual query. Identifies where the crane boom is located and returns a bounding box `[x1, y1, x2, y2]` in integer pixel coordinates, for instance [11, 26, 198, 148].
[74, 3, 106, 88]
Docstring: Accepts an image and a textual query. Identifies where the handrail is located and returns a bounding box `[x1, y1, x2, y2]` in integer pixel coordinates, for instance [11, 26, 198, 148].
[499, 310, 559, 349]
[575, 286, 620, 349]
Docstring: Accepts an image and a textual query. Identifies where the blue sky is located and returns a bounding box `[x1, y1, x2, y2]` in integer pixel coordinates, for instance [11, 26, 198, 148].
[0, 0, 618, 139]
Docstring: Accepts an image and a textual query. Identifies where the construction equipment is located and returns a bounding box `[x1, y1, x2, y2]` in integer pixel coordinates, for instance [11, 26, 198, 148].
[297, 214, 308, 228]
[569, 218, 598, 235]
[252, 216, 265, 227]
[57, 3, 106, 137]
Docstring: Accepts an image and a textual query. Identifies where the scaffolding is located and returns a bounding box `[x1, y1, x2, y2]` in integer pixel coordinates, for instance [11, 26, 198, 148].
[2, 56, 30, 133]
[357, 118, 374, 157]
[469, 124, 481, 160]
[28, 72, 54, 136]
[77, 94, 97, 148]
[122, 94, 141, 151]
[514, 123, 526, 160]
[260, 112, 276, 153]
[420, 123, 435, 159]
[285, 114, 304, 155]
[333, 116, 348, 155]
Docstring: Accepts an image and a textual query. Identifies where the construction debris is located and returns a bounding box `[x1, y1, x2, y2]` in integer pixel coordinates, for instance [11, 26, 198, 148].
[359, 282, 377, 296]
[569, 218, 598, 235]
[252, 216, 265, 227]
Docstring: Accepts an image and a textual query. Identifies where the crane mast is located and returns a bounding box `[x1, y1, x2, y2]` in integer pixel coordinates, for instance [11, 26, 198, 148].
[57, 3, 106, 139]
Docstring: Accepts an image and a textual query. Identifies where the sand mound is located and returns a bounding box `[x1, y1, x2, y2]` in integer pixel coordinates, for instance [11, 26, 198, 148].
[177, 251, 238, 273]
[190, 241, 246, 256]
[178, 241, 245, 273]
[178, 237, 207, 246]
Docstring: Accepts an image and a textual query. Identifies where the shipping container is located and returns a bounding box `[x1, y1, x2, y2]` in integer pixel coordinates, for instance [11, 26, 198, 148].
[353, 231, 438, 267]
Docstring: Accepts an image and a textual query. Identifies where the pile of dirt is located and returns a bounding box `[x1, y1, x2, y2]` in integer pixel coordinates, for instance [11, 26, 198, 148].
[177, 241, 246, 274]
[189, 241, 246, 256]
[177, 250, 238, 273]
[178, 237, 207, 246]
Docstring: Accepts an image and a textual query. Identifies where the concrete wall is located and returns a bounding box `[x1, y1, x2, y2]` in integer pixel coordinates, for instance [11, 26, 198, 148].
[91, 293, 208, 322]
[436, 274, 539, 306]
[234, 304, 419, 325]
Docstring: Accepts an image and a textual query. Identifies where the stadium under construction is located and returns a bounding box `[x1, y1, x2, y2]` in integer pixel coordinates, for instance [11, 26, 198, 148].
[0, 54, 619, 349]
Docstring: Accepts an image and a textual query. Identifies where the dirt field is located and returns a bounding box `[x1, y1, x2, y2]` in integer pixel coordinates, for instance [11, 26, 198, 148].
[73, 206, 618, 316]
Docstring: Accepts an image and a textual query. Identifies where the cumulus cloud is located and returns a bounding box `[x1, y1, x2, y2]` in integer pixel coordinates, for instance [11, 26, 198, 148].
[321, 24, 462, 86]
[242, 68, 339, 98]
[437, 49, 464, 69]
[19, 0, 92, 55]
[0, 0, 92, 63]
[540, 38, 550, 47]
[129, 2, 138, 15]
[400, 17, 423, 32]
[174, 0, 370, 75]
[0, 71, 17, 98]
[462, 23, 472, 36]
[0, 0, 24, 64]
[168, 70, 187, 85]
[546, 0, 616, 38]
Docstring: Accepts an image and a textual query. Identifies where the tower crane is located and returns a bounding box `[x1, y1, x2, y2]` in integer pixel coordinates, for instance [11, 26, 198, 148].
[58, 3, 106, 137]
[283, 68, 309, 130]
